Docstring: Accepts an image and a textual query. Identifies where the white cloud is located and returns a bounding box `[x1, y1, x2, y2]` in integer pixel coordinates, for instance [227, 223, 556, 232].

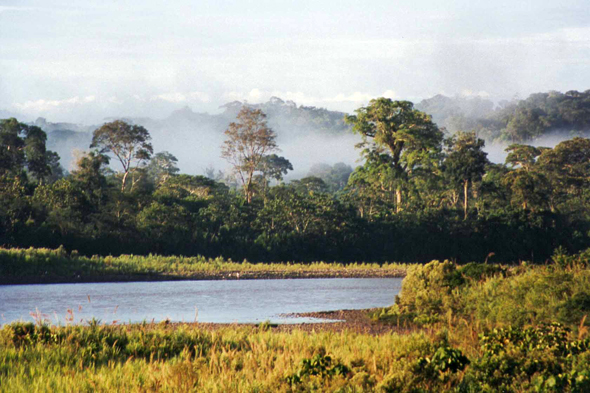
[247, 88, 263, 101]
[224, 89, 268, 103]
[150, 91, 211, 103]
[324, 92, 374, 103]
[13, 96, 96, 112]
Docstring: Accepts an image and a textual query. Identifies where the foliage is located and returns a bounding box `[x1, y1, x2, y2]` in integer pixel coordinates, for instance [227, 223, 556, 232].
[4, 93, 590, 263]
[375, 250, 590, 329]
[221, 107, 278, 203]
[90, 120, 153, 191]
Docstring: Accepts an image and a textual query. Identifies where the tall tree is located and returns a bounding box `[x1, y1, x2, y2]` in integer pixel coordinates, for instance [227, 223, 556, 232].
[70, 151, 111, 211]
[90, 120, 153, 192]
[221, 107, 278, 203]
[443, 132, 489, 219]
[254, 154, 292, 197]
[258, 154, 292, 185]
[346, 99, 443, 211]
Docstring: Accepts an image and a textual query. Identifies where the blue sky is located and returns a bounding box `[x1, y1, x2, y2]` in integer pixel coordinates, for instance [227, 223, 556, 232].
[1, 0, 589, 122]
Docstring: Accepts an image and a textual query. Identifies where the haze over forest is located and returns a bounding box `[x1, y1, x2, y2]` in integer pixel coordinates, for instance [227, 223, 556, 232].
[2, 1, 589, 177]
[2, 0, 590, 264]
[9, 91, 590, 181]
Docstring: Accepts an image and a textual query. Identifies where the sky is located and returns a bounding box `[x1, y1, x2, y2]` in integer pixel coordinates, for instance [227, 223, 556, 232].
[1, 0, 589, 123]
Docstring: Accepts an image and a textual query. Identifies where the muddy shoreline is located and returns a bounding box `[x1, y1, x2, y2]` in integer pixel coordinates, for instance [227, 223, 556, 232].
[0, 269, 406, 285]
[169, 309, 407, 335]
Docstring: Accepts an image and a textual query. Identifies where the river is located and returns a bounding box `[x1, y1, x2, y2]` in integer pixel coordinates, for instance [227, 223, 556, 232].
[0, 278, 402, 325]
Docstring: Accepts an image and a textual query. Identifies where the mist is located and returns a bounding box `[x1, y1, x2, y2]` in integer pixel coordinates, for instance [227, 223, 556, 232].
[37, 98, 363, 179]
[142, 103, 363, 179]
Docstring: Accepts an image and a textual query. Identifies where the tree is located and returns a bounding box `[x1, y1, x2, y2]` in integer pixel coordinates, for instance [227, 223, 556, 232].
[70, 151, 111, 211]
[45, 151, 65, 184]
[90, 120, 153, 192]
[290, 176, 330, 194]
[255, 154, 293, 197]
[0, 118, 26, 176]
[505, 144, 548, 172]
[501, 144, 551, 211]
[24, 125, 52, 183]
[146, 151, 180, 185]
[443, 132, 489, 219]
[346, 99, 443, 211]
[0, 118, 58, 183]
[537, 138, 590, 208]
[221, 107, 278, 203]
[308, 162, 353, 192]
[258, 154, 292, 184]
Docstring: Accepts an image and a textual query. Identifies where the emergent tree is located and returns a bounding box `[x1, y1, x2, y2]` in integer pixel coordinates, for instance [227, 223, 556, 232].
[221, 107, 278, 203]
[345, 99, 443, 212]
[90, 120, 153, 192]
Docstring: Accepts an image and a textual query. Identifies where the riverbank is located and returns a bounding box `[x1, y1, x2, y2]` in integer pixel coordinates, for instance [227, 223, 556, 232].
[0, 268, 406, 285]
[2, 251, 590, 391]
[178, 309, 411, 335]
[0, 247, 407, 285]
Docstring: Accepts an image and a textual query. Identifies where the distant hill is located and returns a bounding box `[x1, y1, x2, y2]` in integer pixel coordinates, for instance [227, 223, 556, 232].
[416, 90, 590, 143]
[26, 98, 358, 176]
[10, 91, 589, 173]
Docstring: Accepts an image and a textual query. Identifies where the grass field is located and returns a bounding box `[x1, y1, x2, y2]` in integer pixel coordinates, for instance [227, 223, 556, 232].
[0, 246, 407, 285]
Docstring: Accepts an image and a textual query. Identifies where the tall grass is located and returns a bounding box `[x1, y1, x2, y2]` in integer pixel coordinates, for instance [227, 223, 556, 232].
[0, 322, 437, 392]
[1, 319, 589, 392]
[0, 246, 408, 284]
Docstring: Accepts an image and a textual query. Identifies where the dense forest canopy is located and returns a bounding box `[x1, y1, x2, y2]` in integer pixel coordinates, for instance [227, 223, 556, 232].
[416, 90, 590, 143]
[34, 90, 590, 174]
[2, 90, 590, 263]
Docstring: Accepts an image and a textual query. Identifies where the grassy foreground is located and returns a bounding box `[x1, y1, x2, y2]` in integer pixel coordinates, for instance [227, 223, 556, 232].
[2, 250, 590, 391]
[0, 247, 407, 285]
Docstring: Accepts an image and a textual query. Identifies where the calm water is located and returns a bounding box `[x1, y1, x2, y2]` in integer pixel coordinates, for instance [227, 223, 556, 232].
[0, 278, 402, 325]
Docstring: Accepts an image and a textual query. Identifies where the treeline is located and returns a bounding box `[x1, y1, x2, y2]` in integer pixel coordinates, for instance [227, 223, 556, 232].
[417, 89, 590, 142]
[2, 93, 590, 263]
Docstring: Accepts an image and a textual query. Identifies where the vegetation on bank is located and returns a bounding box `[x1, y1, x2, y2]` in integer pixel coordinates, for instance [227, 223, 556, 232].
[0, 251, 590, 392]
[0, 247, 407, 284]
[3, 91, 590, 263]
[373, 248, 590, 328]
[1, 250, 590, 392]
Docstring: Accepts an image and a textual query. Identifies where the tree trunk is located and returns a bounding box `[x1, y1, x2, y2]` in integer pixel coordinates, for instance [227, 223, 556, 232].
[463, 179, 469, 220]
[245, 171, 254, 203]
[121, 171, 129, 192]
[396, 188, 402, 213]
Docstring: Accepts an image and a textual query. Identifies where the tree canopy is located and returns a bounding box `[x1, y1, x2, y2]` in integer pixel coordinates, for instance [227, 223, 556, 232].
[91, 120, 153, 191]
[221, 107, 279, 203]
